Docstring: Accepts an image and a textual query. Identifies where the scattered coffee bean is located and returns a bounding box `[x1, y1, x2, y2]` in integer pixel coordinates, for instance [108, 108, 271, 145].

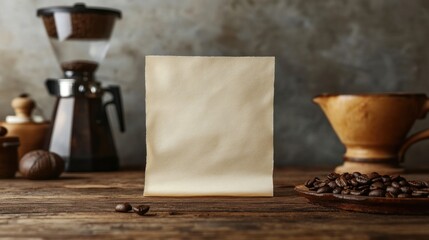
[133, 205, 150, 216]
[303, 172, 429, 199]
[115, 203, 132, 213]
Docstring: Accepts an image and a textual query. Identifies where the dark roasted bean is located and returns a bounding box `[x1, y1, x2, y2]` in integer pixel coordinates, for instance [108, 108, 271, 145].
[399, 186, 412, 194]
[333, 188, 342, 194]
[370, 182, 384, 190]
[344, 173, 353, 180]
[350, 190, 361, 196]
[399, 180, 408, 186]
[338, 176, 348, 187]
[412, 191, 429, 197]
[423, 181, 429, 188]
[341, 189, 350, 195]
[357, 185, 369, 190]
[369, 189, 385, 197]
[371, 177, 382, 183]
[317, 186, 333, 194]
[391, 181, 400, 188]
[115, 203, 133, 213]
[369, 172, 380, 179]
[314, 181, 326, 188]
[133, 205, 150, 216]
[353, 172, 361, 178]
[328, 181, 337, 189]
[350, 178, 359, 186]
[356, 175, 370, 184]
[398, 193, 411, 198]
[305, 179, 314, 188]
[327, 172, 340, 180]
[409, 181, 423, 188]
[386, 186, 400, 195]
[385, 192, 396, 198]
[381, 175, 391, 183]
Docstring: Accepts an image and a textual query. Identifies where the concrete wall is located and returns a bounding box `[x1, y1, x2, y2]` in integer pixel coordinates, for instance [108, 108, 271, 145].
[1, 0, 429, 168]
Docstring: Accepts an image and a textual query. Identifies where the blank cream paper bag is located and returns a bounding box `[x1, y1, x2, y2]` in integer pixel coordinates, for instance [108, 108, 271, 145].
[144, 56, 274, 197]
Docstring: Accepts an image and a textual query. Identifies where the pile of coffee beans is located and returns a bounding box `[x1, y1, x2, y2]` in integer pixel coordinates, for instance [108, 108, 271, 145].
[305, 172, 429, 198]
[115, 202, 150, 216]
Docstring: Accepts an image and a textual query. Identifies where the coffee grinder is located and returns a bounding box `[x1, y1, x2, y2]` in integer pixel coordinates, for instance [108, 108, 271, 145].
[37, 3, 125, 171]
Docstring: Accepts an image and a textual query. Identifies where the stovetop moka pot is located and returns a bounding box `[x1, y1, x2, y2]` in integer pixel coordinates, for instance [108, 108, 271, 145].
[37, 3, 125, 172]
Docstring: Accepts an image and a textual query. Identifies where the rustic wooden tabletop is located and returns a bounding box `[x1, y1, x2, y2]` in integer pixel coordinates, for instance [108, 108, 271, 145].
[1, 169, 429, 239]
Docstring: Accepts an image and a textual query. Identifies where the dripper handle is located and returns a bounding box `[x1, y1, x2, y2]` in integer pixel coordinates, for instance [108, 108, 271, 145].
[104, 86, 125, 132]
[398, 98, 429, 162]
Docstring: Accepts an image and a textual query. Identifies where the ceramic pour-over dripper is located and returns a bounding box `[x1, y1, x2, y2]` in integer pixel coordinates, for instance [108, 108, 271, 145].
[314, 93, 429, 174]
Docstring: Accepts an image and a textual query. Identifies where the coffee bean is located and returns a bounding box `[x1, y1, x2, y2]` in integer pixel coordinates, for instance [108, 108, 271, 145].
[356, 175, 370, 184]
[333, 187, 342, 194]
[399, 180, 408, 186]
[391, 181, 400, 188]
[350, 190, 361, 196]
[353, 172, 361, 178]
[133, 205, 150, 216]
[336, 176, 348, 187]
[350, 178, 359, 186]
[308, 186, 318, 191]
[371, 177, 382, 183]
[328, 181, 337, 189]
[369, 172, 380, 179]
[314, 181, 326, 188]
[398, 193, 411, 198]
[409, 181, 423, 188]
[385, 192, 396, 198]
[327, 173, 339, 180]
[381, 175, 391, 183]
[341, 189, 351, 195]
[317, 186, 332, 194]
[344, 173, 353, 180]
[412, 191, 429, 197]
[423, 181, 429, 188]
[399, 186, 412, 194]
[386, 186, 400, 195]
[370, 182, 384, 190]
[357, 185, 369, 190]
[305, 179, 315, 188]
[369, 189, 385, 197]
[115, 203, 132, 213]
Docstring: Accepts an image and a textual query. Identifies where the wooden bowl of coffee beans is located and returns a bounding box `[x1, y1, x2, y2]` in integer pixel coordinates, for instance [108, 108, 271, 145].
[295, 172, 429, 215]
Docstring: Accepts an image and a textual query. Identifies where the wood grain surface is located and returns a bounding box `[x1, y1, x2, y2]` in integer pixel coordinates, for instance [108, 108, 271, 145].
[1, 169, 429, 239]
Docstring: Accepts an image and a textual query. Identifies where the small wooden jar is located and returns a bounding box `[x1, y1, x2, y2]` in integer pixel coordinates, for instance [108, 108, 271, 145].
[0, 127, 20, 178]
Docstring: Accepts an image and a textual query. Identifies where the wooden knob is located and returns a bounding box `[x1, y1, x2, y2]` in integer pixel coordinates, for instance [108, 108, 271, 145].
[0, 126, 8, 137]
[11, 94, 35, 119]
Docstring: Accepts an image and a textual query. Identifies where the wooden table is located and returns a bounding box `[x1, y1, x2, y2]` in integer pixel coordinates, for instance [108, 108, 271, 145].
[1, 169, 429, 239]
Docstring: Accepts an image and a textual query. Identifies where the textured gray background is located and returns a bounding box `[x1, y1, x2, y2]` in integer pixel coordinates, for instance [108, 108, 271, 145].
[1, 0, 429, 168]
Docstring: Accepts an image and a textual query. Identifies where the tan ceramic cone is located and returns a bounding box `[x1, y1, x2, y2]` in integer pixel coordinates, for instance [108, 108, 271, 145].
[314, 93, 429, 175]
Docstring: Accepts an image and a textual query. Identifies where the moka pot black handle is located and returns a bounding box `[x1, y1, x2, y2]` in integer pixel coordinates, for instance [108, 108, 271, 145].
[103, 85, 125, 132]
